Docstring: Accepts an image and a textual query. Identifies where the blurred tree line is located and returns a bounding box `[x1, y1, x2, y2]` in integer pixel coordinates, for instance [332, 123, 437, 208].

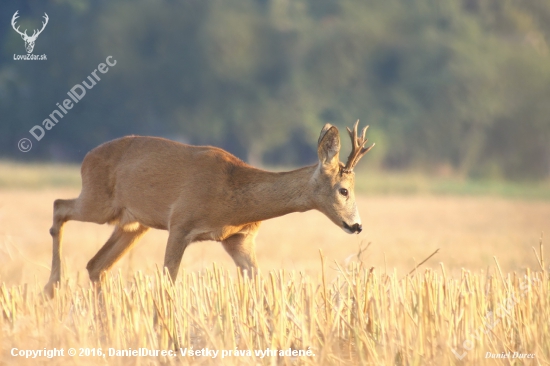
[1, 0, 549, 179]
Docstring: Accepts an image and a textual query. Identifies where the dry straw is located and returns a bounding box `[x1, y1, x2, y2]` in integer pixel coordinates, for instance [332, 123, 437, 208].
[1, 253, 549, 365]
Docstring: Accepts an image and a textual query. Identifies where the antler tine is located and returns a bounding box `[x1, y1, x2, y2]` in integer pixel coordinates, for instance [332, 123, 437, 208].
[343, 120, 375, 173]
[360, 125, 368, 142]
[346, 120, 360, 146]
[11, 11, 27, 36]
[34, 13, 49, 37]
[11, 10, 19, 24]
[42, 13, 49, 28]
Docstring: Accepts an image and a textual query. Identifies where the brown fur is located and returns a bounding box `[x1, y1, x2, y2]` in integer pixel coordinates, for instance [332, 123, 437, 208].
[44, 124, 371, 297]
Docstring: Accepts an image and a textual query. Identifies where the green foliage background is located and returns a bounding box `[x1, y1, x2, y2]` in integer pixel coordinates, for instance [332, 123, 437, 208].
[1, 0, 549, 179]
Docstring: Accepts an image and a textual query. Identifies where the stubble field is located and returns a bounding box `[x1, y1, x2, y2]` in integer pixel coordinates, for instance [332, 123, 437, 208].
[1, 167, 550, 365]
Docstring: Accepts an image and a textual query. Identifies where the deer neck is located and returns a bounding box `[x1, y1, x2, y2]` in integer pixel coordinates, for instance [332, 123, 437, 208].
[233, 164, 317, 223]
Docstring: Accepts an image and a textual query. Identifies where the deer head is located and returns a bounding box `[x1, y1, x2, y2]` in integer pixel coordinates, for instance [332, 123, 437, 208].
[11, 11, 49, 54]
[313, 120, 375, 234]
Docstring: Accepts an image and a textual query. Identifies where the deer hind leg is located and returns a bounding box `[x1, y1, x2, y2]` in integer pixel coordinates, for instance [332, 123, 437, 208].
[45, 194, 116, 298]
[45, 198, 79, 297]
[222, 231, 259, 276]
[86, 224, 149, 282]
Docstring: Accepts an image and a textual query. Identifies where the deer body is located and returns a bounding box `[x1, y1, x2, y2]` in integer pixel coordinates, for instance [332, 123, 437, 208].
[45, 122, 373, 297]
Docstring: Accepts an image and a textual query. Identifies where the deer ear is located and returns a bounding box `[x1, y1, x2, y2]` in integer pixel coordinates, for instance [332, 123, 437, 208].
[317, 124, 340, 166]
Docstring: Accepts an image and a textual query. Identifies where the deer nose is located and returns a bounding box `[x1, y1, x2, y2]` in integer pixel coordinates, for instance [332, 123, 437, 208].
[343, 222, 362, 234]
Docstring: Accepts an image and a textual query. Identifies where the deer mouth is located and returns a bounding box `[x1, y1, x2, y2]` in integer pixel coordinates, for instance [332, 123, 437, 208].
[343, 221, 362, 234]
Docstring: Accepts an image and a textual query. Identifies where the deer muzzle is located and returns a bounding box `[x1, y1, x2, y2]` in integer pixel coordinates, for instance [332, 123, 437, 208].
[343, 221, 362, 234]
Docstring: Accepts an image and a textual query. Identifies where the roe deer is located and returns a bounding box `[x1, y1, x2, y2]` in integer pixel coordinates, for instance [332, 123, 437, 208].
[45, 121, 374, 297]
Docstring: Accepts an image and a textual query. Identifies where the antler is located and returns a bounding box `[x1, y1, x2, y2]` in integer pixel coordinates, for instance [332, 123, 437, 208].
[11, 12, 48, 40]
[33, 13, 49, 39]
[342, 120, 375, 173]
[11, 11, 27, 37]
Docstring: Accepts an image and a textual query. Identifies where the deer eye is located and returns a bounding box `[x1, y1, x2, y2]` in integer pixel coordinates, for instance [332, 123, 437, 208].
[339, 188, 349, 197]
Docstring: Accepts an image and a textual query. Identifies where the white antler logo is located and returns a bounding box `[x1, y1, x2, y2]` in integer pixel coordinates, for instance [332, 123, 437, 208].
[11, 11, 49, 54]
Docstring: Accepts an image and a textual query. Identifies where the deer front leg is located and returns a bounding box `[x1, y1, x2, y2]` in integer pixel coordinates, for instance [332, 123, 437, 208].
[222, 226, 259, 276]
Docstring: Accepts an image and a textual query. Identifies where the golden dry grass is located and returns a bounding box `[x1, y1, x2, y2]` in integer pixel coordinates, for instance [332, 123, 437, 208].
[1, 261, 549, 365]
[1, 187, 550, 365]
